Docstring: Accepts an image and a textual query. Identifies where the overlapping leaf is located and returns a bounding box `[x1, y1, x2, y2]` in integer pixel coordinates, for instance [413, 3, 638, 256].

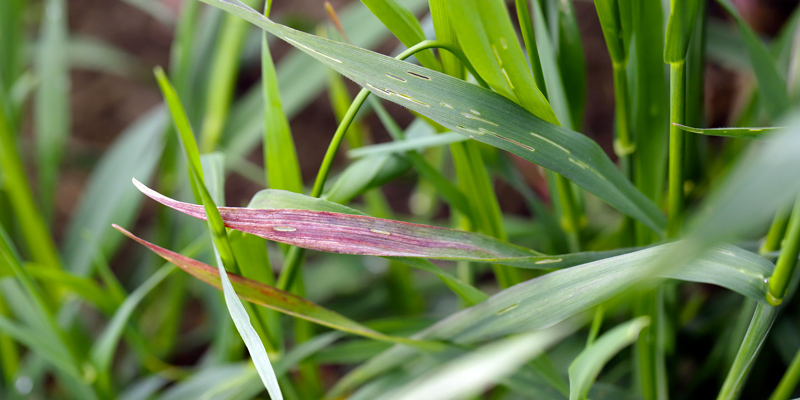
[113, 224, 442, 351]
[199, 0, 666, 234]
[133, 179, 636, 271]
[328, 242, 774, 397]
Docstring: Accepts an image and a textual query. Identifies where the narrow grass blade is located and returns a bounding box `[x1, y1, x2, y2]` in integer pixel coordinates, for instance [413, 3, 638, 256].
[199, 0, 260, 152]
[0, 91, 61, 271]
[113, 225, 442, 350]
[377, 321, 578, 400]
[198, 0, 666, 233]
[154, 68, 283, 399]
[568, 317, 650, 400]
[554, 0, 587, 130]
[360, 0, 440, 71]
[34, 0, 70, 220]
[717, 302, 779, 400]
[674, 123, 780, 139]
[262, 29, 302, 193]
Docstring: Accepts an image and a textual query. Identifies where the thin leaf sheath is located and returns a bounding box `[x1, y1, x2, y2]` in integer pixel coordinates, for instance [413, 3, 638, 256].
[133, 179, 537, 260]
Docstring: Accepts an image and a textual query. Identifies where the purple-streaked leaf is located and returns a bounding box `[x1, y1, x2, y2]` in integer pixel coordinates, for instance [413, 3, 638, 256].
[133, 178, 627, 269]
[112, 224, 443, 350]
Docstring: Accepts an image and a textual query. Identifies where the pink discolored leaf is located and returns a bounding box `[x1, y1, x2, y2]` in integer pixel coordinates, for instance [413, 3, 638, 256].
[132, 178, 538, 260]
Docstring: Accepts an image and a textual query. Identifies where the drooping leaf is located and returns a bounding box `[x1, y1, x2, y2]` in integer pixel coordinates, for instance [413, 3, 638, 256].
[199, 0, 666, 233]
[328, 242, 773, 397]
[155, 68, 283, 399]
[113, 224, 443, 351]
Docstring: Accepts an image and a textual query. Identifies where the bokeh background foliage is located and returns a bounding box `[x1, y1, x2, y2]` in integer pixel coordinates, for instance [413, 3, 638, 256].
[1, 0, 800, 399]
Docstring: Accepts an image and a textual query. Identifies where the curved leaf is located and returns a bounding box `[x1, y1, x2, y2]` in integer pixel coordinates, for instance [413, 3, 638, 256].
[674, 123, 780, 139]
[134, 179, 635, 272]
[113, 224, 443, 351]
[198, 0, 666, 234]
[328, 243, 773, 397]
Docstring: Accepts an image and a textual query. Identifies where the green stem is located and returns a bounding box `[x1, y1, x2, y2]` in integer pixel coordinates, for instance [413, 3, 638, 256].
[767, 197, 800, 305]
[769, 346, 800, 400]
[587, 305, 604, 346]
[760, 209, 791, 258]
[667, 61, 686, 238]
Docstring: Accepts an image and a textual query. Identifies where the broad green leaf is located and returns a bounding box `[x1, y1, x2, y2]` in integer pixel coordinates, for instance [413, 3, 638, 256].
[34, 0, 70, 220]
[377, 321, 578, 400]
[63, 107, 166, 275]
[716, 0, 792, 120]
[197, 0, 667, 233]
[113, 224, 443, 351]
[348, 132, 468, 158]
[360, 0, 440, 71]
[222, 0, 431, 160]
[674, 123, 780, 139]
[568, 317, 650, 400]
[328, 243, 773, 397]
